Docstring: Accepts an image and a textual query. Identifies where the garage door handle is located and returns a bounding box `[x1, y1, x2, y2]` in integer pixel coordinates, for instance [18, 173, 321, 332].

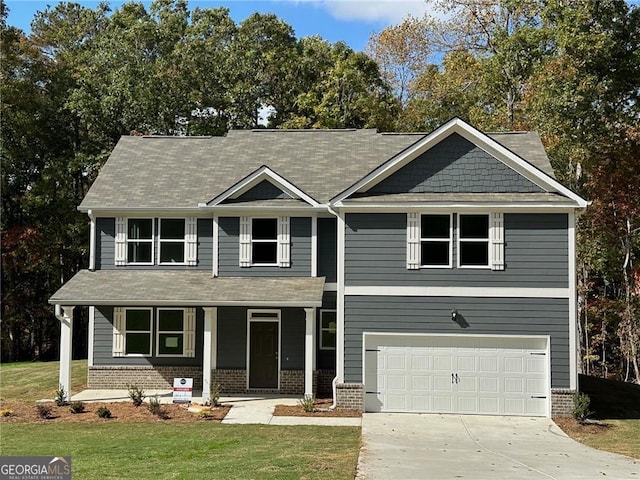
[452, 373, 455, 384]
[531, 396, 547, 399]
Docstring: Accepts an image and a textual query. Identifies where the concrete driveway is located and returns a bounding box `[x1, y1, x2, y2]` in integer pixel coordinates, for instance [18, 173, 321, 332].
[357, 413, 639, 480]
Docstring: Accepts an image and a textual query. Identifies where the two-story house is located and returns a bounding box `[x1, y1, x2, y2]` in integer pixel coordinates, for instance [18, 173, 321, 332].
[50, 118, 588, 417]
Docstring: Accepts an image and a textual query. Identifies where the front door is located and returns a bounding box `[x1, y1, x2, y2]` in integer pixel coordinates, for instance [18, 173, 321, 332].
[249, 321, 279, 389]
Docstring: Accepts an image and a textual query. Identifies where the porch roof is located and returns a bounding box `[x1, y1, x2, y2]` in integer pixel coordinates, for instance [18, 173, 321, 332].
[49, 270, 325, 307]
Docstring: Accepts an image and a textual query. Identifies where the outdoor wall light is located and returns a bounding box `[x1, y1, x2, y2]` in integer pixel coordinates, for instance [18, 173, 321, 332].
[451, 309, 458, 321]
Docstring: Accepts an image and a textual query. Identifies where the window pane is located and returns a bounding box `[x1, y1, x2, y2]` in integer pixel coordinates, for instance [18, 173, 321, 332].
[252, 218, 277, 240]
[252, 242, 277, 264]
[460, 242, 489, 266]
[421, 215, 450, 238]
[460, 215, 488, 239]
[128, 219, 152, 239]
[321, 311, 336, 330]
[158, 334, 183, 355]
[421, 241, 449, 265]
[128, 242, 152, 263]
[160, 242, 184, 263]
[161, 219, 185, 240]
[159, 310, 183, 331]
[126, 310, 151, 330]
[321, 331, 336, 349]
[126, 333, 150, 355]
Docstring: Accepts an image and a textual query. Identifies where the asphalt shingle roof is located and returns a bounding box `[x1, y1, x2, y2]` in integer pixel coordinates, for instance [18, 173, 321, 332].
[80, 129, 556, 210]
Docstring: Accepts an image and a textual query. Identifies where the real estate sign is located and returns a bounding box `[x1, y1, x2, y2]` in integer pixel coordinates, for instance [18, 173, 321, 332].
[172, 377, 193, 404]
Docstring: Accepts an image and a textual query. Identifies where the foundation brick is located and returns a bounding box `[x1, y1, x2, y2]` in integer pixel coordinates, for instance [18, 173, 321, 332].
[551, 388, 575, 417]
[335, 383, 363, 411]
[88, 366, 202, 389]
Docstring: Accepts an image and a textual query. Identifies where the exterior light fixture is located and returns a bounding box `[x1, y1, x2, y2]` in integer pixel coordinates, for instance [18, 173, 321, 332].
[451, 309, 458, 321]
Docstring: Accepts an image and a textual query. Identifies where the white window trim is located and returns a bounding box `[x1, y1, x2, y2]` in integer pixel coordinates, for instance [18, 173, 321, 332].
[246, 309, 281, 390]
[420, 213, 453, 269]
[250, 218, 279, 267]
[123, 307, 153, 357]
[126, 218, 155, 265]
[457, 213, 491, 269]
[319, 309, 337, 351]
[158, 218, 188, 265]
[156, 308, 187, 357]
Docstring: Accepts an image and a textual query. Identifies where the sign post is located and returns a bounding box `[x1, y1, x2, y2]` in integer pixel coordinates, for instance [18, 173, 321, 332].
[172, 377, 193, 404]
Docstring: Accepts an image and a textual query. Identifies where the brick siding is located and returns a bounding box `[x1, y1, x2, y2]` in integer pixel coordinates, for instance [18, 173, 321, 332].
[551, 388, 575, 417]
[88, 366, 202, 389]
[335, 383, 363, 411]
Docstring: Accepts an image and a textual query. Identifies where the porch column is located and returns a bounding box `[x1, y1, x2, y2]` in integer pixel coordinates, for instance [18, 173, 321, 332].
[202, 307, 217, 404]
[304, 307, 316, 399]
[57, 305, 75, 402]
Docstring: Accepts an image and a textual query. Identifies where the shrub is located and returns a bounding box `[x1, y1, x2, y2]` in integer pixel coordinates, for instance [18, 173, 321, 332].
[69, 401, 85, 414]
[54, 385, 68, 407]
[0, 409, 14, 417]
[209, 382, 222, 407]
[96, 406, 112, 419]
[147, 396, 168, 419]
[36, 404, 53, 419]
[198, 410, 213, 420]
[298, 395, 315, 413]
[572, 392, 593, 423]
[128, 385, 145, 407]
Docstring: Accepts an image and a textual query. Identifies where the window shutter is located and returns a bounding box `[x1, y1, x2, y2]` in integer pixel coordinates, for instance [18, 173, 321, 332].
[115, 217, 127, 266]
[490, 212, 505, 271]
[406, 213, 420, 270]
[185, 217, 198, 266]
[239, 216, 251, 267]
[184, 308, 196, 358]
[278, 216, 290, 267]
[112, 307, 125, 357]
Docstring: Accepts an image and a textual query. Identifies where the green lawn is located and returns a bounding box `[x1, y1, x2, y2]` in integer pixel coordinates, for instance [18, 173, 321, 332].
[0, 423, 360, 480]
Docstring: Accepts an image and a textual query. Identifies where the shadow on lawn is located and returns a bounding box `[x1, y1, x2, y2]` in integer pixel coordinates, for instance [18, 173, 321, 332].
[579, 374, 640, 419]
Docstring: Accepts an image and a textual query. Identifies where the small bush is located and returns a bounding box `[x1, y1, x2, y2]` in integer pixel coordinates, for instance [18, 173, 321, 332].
[69, 401, 85, 414]
[209, 382, 222, 407]
[128, 385, 145, 407]
[96, 406, 112, 419]
[198, 410, 213, 420]
[36, 404, 53, 419]
[54, 385, 68, 407]
[147, 396, 168, 419]
[0, 409, 14, 417]
[572, 392, 593, 423]
[298, 395, 315, 413]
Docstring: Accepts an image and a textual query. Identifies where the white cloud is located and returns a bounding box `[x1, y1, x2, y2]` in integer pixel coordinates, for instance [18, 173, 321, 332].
[318, 0, 431, 24]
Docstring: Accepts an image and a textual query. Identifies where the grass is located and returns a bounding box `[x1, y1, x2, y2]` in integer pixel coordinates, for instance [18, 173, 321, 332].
[0, 359, 88, 402]
[0, 423, 360, 480]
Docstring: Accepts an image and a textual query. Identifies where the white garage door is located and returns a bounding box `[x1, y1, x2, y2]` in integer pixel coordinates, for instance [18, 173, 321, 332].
[364, 334, 549, 417]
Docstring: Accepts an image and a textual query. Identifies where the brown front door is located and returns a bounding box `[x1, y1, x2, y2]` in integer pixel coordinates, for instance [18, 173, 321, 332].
[249, 322, 278, 389]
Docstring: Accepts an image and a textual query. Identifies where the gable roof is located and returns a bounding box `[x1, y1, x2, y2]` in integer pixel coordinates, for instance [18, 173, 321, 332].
[79, 120, 586, 211]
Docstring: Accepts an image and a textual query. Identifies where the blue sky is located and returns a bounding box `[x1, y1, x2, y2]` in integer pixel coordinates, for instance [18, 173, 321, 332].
[5, 0, 432, 52]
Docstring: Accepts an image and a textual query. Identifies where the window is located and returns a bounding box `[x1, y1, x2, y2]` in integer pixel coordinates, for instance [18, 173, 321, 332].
[159, 218, 186, 264]
[125, 309, 152, 355]
[251, 218, 278, 265]
[420, 214, 452, 267]
[157, 309, 185, 356]
[459, 214, 490, 267]
[320, 310, 336, 350]
[127, 218, 153, 264]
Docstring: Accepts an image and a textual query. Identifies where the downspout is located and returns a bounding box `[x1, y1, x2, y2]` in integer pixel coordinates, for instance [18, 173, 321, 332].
[327, 206, 340, 410]
[88, 209, 96, 271]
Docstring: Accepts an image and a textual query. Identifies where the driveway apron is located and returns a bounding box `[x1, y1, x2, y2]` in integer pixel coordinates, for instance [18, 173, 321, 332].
[357, 413, 639, 480]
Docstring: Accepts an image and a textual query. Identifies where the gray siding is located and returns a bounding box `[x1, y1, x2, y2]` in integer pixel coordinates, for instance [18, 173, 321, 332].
[218, 217, 312, 276]
[95, 217, 213, 270]
[368, 133, 543, 194]
[216, 307, 247, 369]
[317, 217, 337, 282]
[93, 306, 203, 366]
[234, 180, 292, 201]
[317, 291, 337, 370]
[344, 296, 570, 388]
[345, 213, 568, 288]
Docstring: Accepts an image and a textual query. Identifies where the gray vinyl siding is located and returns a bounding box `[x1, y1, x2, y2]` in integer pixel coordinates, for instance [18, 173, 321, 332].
[234, 180, 292, 201]
[345, 213, 568, 288]
[368, 133, 543, 194]
[93, 306, 203, 366]
[317, 217, 337, 282]
[95, 217, 213, 270]
[317, 291, 337, 370]
[218, 217, 312, 276]
[344, 296, 570, 388]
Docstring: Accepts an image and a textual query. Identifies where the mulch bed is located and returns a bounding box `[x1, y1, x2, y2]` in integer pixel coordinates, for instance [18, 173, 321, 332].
[0, 400, 230, 423]
[554, 417, 612, 440]
[272, 398, 361, 417]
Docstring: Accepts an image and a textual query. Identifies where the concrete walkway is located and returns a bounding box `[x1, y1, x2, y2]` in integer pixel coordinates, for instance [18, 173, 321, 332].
[357, 413, 639, 480]
[67, 389, 361, 427]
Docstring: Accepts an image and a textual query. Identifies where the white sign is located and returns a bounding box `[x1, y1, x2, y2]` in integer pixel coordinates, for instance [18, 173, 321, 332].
[172, 377, 193, 404]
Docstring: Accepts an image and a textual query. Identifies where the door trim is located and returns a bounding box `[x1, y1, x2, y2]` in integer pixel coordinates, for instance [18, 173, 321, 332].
[246, 309, 281, 390]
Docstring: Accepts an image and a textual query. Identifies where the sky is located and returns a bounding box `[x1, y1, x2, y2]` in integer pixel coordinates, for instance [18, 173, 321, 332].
[5, 0, 433, 52]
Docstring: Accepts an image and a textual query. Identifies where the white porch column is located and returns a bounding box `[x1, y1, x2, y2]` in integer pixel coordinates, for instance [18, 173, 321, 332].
[57, 305, 75, 401]
[202, 307, 218, 403]
[304, 307, 316, 399]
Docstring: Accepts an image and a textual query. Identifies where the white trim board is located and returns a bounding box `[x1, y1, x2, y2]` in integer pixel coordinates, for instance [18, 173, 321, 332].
[345, 286, 570, 298]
